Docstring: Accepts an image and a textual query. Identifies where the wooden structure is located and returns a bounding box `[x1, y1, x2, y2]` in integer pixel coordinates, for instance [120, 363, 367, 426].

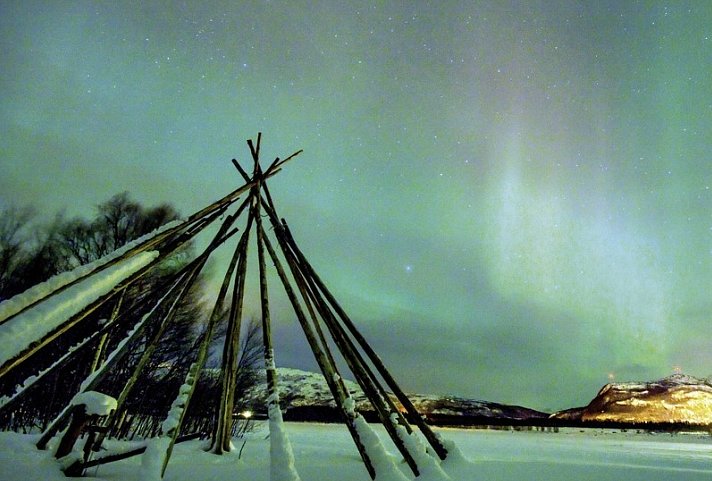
[0, 135, 451, 479]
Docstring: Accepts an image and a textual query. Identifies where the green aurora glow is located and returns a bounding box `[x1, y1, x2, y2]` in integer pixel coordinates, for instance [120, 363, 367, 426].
[1, 1, 711, 410]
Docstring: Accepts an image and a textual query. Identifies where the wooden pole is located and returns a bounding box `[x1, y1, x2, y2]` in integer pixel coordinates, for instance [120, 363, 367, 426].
[293, 266, 412, 430]
[54, 405, 92, 460]
[0, 200, 220, 328]
[211, 213, 253, 454]
[0, 215, 218, 383]
[282, 241, 420, 476]
[281, 222, 449, 460]
[260, 225, 376, 479]
[0, 153, 291, 380]
[256, 186, 409, 430]
[157, 211, 246, 468]
[35, 271, 189, 450]
[100, 214, 239, 440]
[64, 432, 202, 475]
[34, 218, 237, 451]
[89, 289, 126, 374]
[256, 181, 447, 461]
[97, 266, 197, 448]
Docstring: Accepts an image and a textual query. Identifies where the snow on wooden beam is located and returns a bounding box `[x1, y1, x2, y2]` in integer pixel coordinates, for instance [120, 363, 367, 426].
[0, 251, 159, 371]
[0, 221, 179, 325]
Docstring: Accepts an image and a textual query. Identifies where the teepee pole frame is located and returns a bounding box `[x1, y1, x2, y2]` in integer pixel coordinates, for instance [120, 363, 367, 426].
[1, 135, 455, 480]
[257, 191, 423, 476]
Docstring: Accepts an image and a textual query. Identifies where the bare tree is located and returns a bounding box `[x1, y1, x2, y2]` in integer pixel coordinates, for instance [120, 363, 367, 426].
[57, 192, 180, 266]
[0, 205, 35, 300]
[0, 193, 195, 434]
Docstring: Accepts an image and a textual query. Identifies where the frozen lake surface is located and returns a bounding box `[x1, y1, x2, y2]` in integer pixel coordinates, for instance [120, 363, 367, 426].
[2, 423, 711, 480]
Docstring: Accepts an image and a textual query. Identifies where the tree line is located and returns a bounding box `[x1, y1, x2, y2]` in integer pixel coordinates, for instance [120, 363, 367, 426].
[0, 192, 261, 438]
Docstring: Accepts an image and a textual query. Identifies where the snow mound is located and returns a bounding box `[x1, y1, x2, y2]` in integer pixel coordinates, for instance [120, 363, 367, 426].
[72, 391, 117, 416]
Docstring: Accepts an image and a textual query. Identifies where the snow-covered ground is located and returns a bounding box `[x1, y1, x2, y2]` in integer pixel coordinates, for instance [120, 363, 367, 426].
[1, 423, 710, 481]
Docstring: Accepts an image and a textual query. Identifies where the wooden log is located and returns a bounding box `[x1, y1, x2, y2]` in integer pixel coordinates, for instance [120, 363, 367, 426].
[64, 432, 202, 475]
[54, 405, 91, 460]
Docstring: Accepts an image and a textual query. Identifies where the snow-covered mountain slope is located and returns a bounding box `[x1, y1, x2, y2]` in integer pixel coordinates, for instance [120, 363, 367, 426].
[552, 374, 712, 425]
[245, 367, 548, 423]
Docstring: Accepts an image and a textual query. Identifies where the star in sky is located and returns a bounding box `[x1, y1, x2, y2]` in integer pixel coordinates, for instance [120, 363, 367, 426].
[1, 1, 710, 411]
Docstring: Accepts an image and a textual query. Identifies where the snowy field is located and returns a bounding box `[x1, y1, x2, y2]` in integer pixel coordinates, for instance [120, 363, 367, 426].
[2, 423, 711, 481]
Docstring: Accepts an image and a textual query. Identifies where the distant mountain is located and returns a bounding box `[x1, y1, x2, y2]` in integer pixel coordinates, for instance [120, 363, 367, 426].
[245, 368, 548, 425]
[551, 374, 712, 426]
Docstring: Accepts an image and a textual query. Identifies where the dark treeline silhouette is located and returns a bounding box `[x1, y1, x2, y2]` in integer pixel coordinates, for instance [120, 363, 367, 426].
[0, 192, 179, 301]
[0, 192, 262, 439]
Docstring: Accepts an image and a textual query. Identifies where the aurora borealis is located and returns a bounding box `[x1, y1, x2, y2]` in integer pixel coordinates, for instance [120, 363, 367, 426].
[1, 1, 710, 410]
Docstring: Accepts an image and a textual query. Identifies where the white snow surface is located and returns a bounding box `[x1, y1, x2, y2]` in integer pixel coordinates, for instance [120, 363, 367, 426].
[352, 415, 410, 481]
[140, 363, 198, 481]
[390, 414, 450, 480]
[141, 437, 171, 481]
[0, 250, 159, 367]
[268, 402, 301, 481]
[1, 424, 711, 481]
[71, 391, 117, 416]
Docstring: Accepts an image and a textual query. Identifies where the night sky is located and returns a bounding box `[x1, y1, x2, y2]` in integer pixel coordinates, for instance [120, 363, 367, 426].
[1, 1, 711, 411]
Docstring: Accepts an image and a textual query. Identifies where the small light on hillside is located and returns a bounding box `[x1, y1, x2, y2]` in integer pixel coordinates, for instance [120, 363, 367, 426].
[240, 410, 253, 419]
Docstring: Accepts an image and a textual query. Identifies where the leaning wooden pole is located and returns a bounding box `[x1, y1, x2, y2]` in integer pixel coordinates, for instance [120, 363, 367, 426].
[283, 239, 420, 476]
[0, 161, 292, 383]
[150, 209, 246, 472]
[35, 271, 188, 450]
[279, 218, 449, 460]
[89, 289, 126, 374]
[212, 214, 253, 454]
[295, 262, 411, 431]
[96, 243, 217, 450]
[40, 224, 236, 450]
[0, 212, 218, 383]
[256, 183, 411, 433]
[260, 225, 376, 480]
